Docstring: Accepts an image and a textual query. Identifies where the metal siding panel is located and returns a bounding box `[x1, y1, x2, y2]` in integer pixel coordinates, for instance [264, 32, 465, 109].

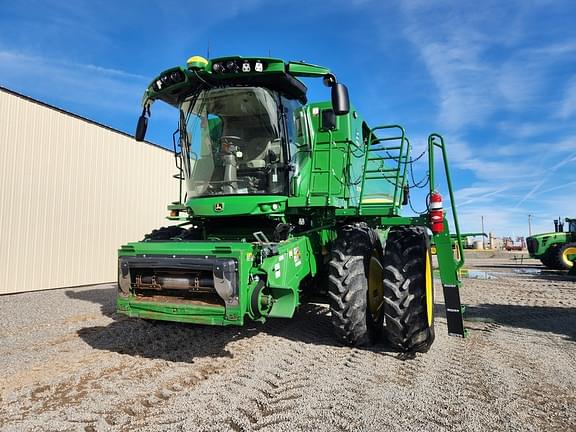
[0, 89, 175, 294]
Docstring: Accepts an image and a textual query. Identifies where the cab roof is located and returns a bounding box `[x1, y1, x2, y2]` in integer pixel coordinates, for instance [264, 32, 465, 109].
[143, 56, 332, 107]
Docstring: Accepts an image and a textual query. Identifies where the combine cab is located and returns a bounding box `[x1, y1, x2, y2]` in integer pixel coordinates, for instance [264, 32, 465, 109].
[117, 55, 466, 352]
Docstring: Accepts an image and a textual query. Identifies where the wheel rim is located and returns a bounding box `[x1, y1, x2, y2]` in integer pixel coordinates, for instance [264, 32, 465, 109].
[250, 281, 269, 319]
[562, 247, 576, 268]
[425, 250, 433, 326]
[367, 252, 384, 320]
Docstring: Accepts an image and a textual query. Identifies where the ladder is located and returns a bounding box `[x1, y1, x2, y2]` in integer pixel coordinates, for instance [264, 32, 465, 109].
[428, 133, 466, 337]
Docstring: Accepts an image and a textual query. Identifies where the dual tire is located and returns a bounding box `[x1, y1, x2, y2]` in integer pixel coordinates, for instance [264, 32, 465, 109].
[327, 223, 383, 346]
[382, 227, 435, 352]
[328, 224, 434, 352]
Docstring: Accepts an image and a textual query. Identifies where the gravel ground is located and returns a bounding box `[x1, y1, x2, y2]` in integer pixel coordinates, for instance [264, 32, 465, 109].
[1, 257, 575, 432]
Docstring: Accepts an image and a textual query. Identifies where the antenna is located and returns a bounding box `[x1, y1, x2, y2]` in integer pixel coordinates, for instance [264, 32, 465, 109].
[207, 41, 211, 59]
[268, 48, 271, 57]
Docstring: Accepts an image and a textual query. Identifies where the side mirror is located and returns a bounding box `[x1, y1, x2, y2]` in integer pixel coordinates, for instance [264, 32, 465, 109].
[135, 115, 148, 142]
[331, 83, 350, 115]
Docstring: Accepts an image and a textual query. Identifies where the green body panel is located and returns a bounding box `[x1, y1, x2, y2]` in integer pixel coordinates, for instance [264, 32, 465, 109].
[526, 231, 576, 258]
[117, 297, 226, 325]
[434, 220, 463, 286]
[286, 61, 330, 77]
[119, 55, 466, 338]
[258, 236, 315, 318]
[186, 195, 287, 217]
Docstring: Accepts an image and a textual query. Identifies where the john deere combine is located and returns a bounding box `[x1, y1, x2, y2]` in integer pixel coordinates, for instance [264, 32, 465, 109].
[117, 55, 465, 352]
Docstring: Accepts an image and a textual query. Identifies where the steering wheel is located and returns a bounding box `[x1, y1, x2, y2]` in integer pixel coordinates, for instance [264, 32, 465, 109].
[219, 135, 243, 145]
[219, 135, 244, 156]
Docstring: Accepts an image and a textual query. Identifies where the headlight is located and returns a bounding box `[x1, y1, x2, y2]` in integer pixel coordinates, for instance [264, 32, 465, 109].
[170, 70, 185, 83]
[152, 69, 185, 92]
[118, 259, 131, 296]
[226, 60, 239, 72]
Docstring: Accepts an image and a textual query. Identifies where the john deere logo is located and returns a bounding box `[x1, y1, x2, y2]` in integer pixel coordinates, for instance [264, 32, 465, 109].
[214, 202, 224, 212]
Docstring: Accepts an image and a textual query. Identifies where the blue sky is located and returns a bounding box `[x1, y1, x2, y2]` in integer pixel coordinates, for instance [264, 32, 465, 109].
[1, 0, 575, 237]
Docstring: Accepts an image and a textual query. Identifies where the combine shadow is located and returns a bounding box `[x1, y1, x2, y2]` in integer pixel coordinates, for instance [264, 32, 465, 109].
[269, 303, 398, 357]
[437, 303, 576, 342]
[66, 286, 259, 362]
[76, 319, 258, 363]
[65, 285, 118, 318]
[68, 287, 398, 363]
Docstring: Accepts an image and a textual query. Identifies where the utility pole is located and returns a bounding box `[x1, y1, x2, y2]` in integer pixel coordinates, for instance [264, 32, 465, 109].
[481, 215, 485, 249]
[528, 214, 532, 237]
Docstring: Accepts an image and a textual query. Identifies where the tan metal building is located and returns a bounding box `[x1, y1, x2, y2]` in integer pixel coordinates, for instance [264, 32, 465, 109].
[0, 87, 176, 294]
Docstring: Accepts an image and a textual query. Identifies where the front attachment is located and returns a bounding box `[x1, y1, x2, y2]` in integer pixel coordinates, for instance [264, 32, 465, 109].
[118, 256, 239, 324]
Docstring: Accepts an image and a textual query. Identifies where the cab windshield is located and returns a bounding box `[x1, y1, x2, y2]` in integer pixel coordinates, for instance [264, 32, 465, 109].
[179, 87, 288, 198]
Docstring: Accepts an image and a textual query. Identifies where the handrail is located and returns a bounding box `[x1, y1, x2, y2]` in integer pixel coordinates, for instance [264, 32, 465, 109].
[428, 133, 464, 271]
[358, 125, 409, 214]
[399, 137, 411, 207]
[327, 129, 333, 204]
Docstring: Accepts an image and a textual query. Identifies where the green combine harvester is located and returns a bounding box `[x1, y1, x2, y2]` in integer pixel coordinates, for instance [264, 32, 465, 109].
[117, 55, 466, 352]
[527, 218, 576, 270]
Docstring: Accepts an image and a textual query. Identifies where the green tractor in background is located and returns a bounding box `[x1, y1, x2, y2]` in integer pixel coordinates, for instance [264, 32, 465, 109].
[117, 55, 466, 352]
[527, 218, 576, 270]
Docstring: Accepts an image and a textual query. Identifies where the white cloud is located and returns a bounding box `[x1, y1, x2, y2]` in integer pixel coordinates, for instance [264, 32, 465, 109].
[410, 38, 496, 131]
[399, 3, 576, 134]
[496, 121, 556, 139]
[0, 50, 147, 113]
[496, 60, 543, 109]
[514, 150, 576, 208]
[557, 76, 576, 119]
[455, 185, 513, 207]
[396, 1, 576, 234]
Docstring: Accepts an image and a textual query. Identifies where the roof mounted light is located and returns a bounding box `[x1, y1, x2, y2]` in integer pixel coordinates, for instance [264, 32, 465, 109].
[323, 73, 337, 87]
[226, 60, 239, 72]
[169, 70, 185, 83]
[151, 69, 186, 92]
[152, 79, 162, 92]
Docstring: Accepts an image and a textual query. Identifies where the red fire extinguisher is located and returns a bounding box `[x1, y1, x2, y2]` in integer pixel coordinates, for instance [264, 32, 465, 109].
[429, 191, 444, 234]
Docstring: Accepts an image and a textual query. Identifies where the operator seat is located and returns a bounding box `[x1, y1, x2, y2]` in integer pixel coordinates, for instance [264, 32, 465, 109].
[241, 137, 281, 168]
[242, 137, 268, 168]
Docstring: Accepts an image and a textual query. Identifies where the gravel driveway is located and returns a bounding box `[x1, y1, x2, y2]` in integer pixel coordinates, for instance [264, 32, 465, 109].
[1, 257, 575, 431]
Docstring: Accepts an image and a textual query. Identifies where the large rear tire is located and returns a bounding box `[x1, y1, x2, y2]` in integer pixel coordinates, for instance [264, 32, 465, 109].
[328, 223, 384, 346]
[142, 225, 200, 241]
[550, 243, 576, 270]
[539, 249, 555, 268]
[382, 226, 435, 353]
[539, 244, 561, 269]
[143, 225, 186, 241]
